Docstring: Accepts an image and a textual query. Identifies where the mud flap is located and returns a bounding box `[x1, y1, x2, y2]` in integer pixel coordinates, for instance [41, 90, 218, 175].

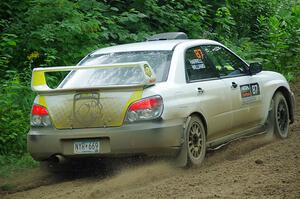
[174, 116, 191, 167]
[266, 99, 275, 135]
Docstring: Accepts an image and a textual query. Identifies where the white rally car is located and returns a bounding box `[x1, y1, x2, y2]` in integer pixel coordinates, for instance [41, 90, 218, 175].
[28, 32, 295, 167]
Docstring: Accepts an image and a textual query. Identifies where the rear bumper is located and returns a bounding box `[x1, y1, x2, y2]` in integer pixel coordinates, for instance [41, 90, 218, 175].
[27, 119, 184, 161]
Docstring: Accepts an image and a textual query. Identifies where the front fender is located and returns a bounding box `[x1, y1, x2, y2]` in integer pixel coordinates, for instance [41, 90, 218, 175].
[259, 72, 294, 124]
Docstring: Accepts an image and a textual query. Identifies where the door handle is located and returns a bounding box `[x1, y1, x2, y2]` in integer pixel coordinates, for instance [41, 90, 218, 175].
[197, 87, 204, 94]
[231, 82, 238, 89]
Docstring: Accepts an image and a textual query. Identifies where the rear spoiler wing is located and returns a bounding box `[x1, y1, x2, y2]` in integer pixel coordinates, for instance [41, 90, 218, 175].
[31, 61, 156, 93]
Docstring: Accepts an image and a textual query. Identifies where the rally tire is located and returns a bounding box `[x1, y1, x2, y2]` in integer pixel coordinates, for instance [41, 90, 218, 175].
[186, 116, 206, 167]
[272, 92, 290, 139]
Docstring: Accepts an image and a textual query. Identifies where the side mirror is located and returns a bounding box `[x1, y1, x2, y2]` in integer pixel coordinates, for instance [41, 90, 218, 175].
[249, 62, 262, 75]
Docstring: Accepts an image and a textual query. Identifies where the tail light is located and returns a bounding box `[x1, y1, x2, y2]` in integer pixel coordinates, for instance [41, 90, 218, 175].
[125, 95, 163, 122]
[30, 104, 52, 127]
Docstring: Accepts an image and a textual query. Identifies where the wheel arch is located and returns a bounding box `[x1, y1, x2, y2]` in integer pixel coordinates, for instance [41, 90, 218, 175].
[273, 86, 294, 123]
[189, 112, 208, 135]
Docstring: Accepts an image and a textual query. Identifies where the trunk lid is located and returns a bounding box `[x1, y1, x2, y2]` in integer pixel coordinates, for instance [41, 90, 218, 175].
[43, 88, 143, 129]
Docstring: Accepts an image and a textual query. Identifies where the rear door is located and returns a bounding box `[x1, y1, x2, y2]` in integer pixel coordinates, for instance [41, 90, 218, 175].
[201, 45, 264, 132]
[184, 46, 233, 141]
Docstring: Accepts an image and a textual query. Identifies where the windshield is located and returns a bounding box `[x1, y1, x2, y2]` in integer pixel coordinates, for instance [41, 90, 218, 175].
[61, 51, 172, 88]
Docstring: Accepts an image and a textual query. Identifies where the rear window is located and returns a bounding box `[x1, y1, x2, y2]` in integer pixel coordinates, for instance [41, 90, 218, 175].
[61, 51, 172, 88]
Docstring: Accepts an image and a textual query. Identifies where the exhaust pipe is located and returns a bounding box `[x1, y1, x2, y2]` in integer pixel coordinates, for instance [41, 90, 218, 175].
[49, 155, 67, 164]
[55, 155, 66, 164]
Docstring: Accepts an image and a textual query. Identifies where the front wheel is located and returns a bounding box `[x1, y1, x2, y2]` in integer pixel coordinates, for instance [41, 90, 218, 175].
[186, 116, 207, 167]
[272, 92, 290, 138]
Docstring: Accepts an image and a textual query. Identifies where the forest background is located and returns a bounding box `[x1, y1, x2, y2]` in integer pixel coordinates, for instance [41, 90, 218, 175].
[0, 0, 299, 170]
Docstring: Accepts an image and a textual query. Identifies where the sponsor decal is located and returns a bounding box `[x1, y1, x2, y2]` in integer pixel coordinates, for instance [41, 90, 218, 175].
[240, 83, 260, 101]
[144, 64, 152, 77]
[240, 84, 252, 98]
[189, 59, 206, 70]
[212, 46, 221, 52]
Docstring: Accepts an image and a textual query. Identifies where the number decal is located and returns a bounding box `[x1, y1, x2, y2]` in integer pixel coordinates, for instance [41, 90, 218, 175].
[250, 83, 260, 96]
[194, 48, 203, 59]
[240, 83, 260, 103]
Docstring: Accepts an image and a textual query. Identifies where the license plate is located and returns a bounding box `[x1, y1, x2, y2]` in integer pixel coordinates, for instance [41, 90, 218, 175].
[74, 140, 100, 154]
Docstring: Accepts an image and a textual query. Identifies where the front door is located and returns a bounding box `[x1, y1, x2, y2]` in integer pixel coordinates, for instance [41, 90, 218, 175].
[201, 45, 264, 133]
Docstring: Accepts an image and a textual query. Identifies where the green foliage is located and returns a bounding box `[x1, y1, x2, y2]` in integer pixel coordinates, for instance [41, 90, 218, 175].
[0, 0, 299, 157]
[227, 3, 300, 81]
[211, 6, 236, 40]
[0, 71, 34, 155]
[0, 153, 38, 178]
[0, 34, 17, 77]
[206, 0, 300, 81]
[9, 0, 103, 67]
[5, 0, 208, 69]
[258, 5, 300, 74]
[227, 0, 279, 39]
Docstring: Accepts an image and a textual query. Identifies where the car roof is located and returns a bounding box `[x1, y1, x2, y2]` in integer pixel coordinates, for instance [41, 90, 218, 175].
[91, 39, 221, 55]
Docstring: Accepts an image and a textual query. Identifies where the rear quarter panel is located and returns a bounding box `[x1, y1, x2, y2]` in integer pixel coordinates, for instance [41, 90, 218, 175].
[142, 82, 189, 121]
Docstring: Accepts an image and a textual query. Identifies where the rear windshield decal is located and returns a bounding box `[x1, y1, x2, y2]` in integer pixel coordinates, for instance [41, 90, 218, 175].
[189, 59, 206, 70]
[193, 48, 203, 59]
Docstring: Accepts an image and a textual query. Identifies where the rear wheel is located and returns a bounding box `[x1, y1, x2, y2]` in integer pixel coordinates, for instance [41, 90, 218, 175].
[186, 116, 206, 166]
[272, 92, 290, 138]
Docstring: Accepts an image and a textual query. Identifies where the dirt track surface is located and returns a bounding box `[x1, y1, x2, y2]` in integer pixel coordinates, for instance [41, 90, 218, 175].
[1, 81, 300, 199]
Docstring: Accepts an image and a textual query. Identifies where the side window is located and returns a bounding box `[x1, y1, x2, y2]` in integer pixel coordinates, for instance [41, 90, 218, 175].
[201, 45, 248, 77]
[185, 46, 218, 82]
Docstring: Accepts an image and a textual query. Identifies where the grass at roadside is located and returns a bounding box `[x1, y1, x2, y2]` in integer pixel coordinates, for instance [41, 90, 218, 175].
[0, 154, 38, 178]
